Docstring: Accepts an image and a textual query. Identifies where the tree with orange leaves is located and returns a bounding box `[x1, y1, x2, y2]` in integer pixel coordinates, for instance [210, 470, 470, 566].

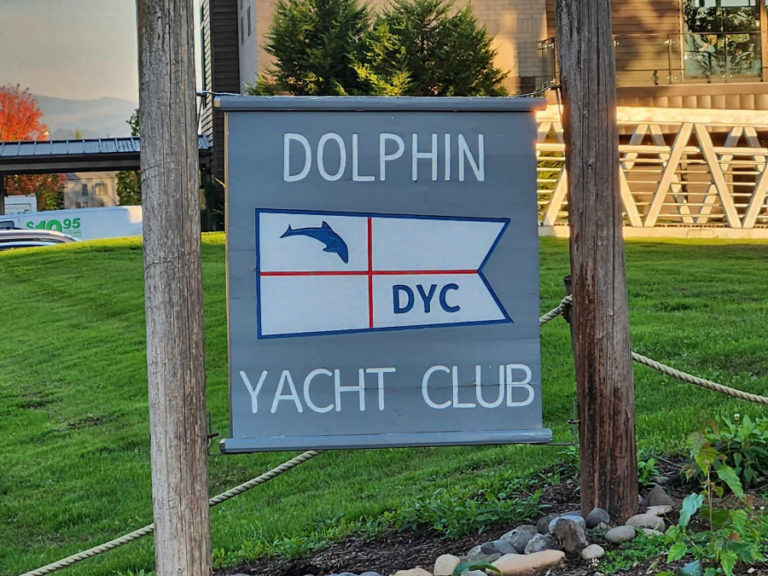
[0, 84, 65, 211]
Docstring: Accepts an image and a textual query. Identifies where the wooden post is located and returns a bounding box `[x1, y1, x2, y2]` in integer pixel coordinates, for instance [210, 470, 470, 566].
[555, 0, 638, 521]
[759, 1, 768, 83]
[137, 1, 212, 574]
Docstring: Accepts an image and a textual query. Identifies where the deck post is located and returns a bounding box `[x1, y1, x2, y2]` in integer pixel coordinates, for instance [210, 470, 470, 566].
[555, 0, 638, 522]
[137, 0, 212, 574]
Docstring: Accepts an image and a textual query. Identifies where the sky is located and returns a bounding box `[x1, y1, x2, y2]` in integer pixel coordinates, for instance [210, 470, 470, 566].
[0, 0, 202, 103]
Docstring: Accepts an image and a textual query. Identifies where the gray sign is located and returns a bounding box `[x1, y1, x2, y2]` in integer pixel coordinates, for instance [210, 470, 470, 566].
[219, 96, 550, 452]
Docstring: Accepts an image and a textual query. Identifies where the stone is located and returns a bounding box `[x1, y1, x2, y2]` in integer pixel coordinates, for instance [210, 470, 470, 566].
[500, 525, 538, 553]
[553, 518, 589, 555]
[585, 507, 611, 529]
[463, 571, 487, 576]
[330, 573, 357, 576]
[604, 525, 636, 544]
[580, 544, 605, 561]
[548, 513, 586, 534]
[433, 554, 461, 576]
[465, 545, 483, 558]
[642, 528, 664, 537]
[645, 504, 673, 517]
[594, 522, 610, 532]
[652, 475, 670, 485]
[394, 569, 432, 576]
[491, 550, 565, 575]
[524, 534, 554, 555]
[481, 542, 498, 555]
[626, 513, 665, 532]
[536, 513, 558, 534]
[490, 539, 519, 555]
[461, 552, 500, 564]
[643, 485, 675, 508]
[360, 573, 382, 576]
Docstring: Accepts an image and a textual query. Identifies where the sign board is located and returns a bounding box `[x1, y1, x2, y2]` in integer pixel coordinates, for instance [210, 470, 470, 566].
[220, 96, 550, 452]
[0, 206, 143, 240]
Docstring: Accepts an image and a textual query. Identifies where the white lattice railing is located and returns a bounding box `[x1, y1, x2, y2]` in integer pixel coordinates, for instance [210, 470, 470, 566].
[536, 106, 768, 237]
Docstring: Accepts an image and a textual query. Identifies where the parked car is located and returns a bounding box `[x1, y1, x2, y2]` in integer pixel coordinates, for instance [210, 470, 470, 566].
[0, 229, 79, 251]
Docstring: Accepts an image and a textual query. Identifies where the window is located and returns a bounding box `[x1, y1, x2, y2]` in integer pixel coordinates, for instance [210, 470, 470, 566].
[241, 17, 245, 45]
[81, 183, 88, 197]
[683, 0, 762, 79]
[247, 6, 252, 36]
[94, 182, 107, 197]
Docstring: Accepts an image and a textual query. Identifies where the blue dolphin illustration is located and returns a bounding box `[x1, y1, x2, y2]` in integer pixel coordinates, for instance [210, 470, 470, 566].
[281, 221, 349, 263]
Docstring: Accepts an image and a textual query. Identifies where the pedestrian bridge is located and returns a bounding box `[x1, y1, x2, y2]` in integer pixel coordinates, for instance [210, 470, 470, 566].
[537, 106, 768, 238]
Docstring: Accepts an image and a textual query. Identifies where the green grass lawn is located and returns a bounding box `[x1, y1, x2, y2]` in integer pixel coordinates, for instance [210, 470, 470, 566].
[1, 235, 766, 576]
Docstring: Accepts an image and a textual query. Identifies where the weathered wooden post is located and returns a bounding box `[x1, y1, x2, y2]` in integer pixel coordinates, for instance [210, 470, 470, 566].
[555, 0, 638, 520]
[137, 1, 212, 574]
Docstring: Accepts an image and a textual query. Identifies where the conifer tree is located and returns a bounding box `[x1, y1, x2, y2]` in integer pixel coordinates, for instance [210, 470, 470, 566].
[253, 0, 371, 95]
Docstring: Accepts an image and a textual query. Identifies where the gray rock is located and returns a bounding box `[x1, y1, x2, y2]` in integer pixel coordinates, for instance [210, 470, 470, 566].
[332, 573, 358, 576]
[585, 507, 611, 529]
[359, 573, 382, 576]
[645, 504, 672, 517]
[490, 539, 519, 555]
[524, 533, 554, 555]
[465, 545, 483, 558]
[548, 514, 586, 534]
[553, 518, 589, 555]
[581, 544, 605, 561]
[500, 525, 538, 553]
[536, 513, 558, 534]
[463, 571, 488, 576]
[604, 525, 636, 544]
[643, 484, 675, 508]
[642, 528, 664, 537]
[460, 552, 500, 564]
[481, 542, 498, 555]
[652, 475, 670, 485]
[626, 513, 665, 532]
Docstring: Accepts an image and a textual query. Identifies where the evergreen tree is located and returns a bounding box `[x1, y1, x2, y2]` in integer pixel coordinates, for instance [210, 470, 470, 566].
[252, 0, 507, 97]
[116, 110, 141, 206]
[252, 0, 372, 95]
[372, 0, 507, 96]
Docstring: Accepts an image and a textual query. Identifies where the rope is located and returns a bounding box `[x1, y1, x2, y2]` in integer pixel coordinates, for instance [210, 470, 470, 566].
[631, 352, 768, 406]
[19, 450, 321, 576]
[539, 294, 572, 326]
[542, 295, 768, 405]
[19, 296, 767, 576]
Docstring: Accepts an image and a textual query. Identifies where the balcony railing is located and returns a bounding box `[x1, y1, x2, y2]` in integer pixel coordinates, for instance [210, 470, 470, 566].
[539, 31, 768, 87]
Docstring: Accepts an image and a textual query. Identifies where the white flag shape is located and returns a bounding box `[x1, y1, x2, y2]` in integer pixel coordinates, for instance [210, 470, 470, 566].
[256, 209, 510, 337]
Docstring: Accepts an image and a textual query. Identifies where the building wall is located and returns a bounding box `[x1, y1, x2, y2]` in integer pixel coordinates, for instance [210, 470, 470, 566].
[201, 0, 241, 183]
[238, 0, 260, 89]
[474, 0, 547, 93]
[63, 172, 119, 210]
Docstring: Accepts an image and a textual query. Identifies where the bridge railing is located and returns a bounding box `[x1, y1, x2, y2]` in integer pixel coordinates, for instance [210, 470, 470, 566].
[536, 106, 768, 237]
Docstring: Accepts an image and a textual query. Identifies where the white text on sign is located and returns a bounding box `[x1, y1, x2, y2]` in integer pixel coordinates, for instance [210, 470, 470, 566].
[239, 363, 534, 414]
[283, 132, 485, 182]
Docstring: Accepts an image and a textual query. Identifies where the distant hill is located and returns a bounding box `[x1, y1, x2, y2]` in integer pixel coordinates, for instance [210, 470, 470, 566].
[34, 94, 138, 139]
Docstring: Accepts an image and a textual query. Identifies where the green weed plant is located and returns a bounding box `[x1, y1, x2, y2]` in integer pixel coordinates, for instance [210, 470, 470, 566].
[660, 428, 765, 576]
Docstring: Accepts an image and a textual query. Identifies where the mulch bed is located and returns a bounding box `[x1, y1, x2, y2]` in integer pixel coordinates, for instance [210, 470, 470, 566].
[217, 457, 768, 576]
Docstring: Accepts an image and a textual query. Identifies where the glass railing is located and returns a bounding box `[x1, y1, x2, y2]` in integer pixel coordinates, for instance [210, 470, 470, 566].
[538, 31, 766, 87]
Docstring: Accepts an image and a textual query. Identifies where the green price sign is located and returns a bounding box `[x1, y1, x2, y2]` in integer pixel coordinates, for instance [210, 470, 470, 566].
[26, 218, 81, 234]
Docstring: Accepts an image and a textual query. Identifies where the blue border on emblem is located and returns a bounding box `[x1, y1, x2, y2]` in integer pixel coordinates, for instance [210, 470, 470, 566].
[255, 208, 512, 339]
